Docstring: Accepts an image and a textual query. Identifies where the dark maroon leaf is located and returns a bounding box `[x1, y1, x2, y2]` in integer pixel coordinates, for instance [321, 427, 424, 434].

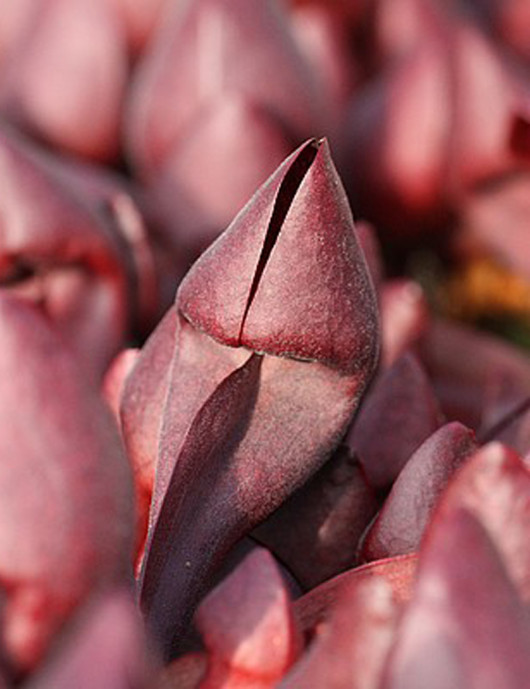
[361, 422, 478, 561]
[347, 352, 442, 492]
[253, 445, 378, 589]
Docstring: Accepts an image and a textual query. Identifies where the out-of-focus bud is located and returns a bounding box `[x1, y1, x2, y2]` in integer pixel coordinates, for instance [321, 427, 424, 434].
[0, 294, 134, 671]
[0, 128, 131, 377]
[0, 0, 128, 162]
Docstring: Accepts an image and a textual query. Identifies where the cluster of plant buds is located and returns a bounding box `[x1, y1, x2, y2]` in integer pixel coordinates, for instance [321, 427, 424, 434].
[0, 0, 529, 687]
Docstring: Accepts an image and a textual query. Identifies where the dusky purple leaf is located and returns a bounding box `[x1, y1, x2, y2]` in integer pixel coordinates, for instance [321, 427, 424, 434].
[434, 441, 530, 601]
[253, 445, 378, 589]
[24, 590, 150, 689]
[146, 317, 251, 524]
[281, 578, 397, 689]
[381, 508, 530, 689]
[140, 139, 379, 658]
[361, 422, 478, 561]
[294, 554, 417, 635]
[0, 294, 134, 671]
[419, 317, 530, 429]
[120, 307, 177, 550]
[347, 352, 442, 492]
[195, 549, 301, 688]
[141, 351, 263, 653]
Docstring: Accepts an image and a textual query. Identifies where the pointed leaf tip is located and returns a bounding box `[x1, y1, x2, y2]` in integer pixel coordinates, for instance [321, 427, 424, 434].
[178, 138, 379, 375]
[196, 548, 300, 685]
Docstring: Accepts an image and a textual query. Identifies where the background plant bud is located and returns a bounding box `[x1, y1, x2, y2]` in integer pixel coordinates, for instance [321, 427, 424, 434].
[109, 0, 166, 54]
[0, 0, 128, 162]
[126, 0, 325, 178]
[21, 144, 161, 333]
[434, 442, 530, 601]
[0, 294, 134, 671]
[0, 129, 130, 378]
[380, 280, 430, 367]
[419, 319, 530, 430]
[146, 95, 295, 279]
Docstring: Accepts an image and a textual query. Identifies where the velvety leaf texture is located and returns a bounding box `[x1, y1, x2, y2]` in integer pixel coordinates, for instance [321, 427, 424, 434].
[137, 138, 379, 659]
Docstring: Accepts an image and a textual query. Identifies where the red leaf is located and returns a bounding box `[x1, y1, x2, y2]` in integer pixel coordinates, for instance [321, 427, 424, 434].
[295, 554, 417, 634]
[434, 441, 530, 601]
[282, 578, 397, 689]
[382, 509, 530, 689]
[196, 549, 301, 688]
